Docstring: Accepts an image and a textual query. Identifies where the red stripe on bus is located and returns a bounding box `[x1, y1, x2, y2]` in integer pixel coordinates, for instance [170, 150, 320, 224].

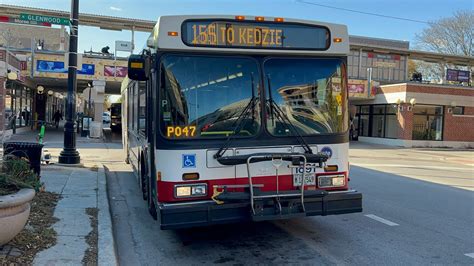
[157, 172, 347, 203]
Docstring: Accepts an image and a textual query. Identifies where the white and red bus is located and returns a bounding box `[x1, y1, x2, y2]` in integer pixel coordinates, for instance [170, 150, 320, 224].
[122, 15, 362, 229]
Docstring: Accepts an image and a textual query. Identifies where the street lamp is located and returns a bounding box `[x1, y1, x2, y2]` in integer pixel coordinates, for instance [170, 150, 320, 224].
[7, 71, 18, 81]
[59, 0, 81, 164]
[37, 85, 44, 94]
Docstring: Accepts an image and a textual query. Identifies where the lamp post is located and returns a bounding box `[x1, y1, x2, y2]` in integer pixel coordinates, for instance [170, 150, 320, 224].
[59, 0, 80, 164]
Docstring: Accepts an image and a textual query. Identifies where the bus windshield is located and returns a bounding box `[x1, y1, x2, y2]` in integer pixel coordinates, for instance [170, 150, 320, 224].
[264, 58, 348, 136]
[160, 55, 261, 139]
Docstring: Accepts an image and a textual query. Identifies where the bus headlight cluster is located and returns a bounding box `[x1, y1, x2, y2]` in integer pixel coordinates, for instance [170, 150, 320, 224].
[318, 175, 345, 188]
[175, 184, 207, 198]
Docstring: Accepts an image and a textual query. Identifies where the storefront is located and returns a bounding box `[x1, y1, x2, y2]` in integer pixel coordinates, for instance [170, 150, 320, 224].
[4, 81, 34, 130]
[352, 83, 474, 148]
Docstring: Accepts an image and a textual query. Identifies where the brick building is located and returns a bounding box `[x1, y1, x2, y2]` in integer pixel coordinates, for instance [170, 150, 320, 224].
[352, 83, 474, 148]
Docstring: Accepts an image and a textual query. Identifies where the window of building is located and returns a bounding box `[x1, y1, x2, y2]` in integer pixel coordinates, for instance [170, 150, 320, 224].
[412, 105, 443, 141]
[355, 104, 399, 139]
[453, 106, 464, 115]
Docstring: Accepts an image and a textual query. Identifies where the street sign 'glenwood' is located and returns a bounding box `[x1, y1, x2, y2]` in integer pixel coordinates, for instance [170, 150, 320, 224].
[19, 13, 70, 26]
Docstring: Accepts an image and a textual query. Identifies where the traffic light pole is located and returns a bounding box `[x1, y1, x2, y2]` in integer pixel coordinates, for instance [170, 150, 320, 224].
[59, 0, 80, 164]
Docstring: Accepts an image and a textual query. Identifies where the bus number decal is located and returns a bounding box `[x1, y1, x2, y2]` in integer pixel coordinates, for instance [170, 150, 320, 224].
[167, 126, 197, 138]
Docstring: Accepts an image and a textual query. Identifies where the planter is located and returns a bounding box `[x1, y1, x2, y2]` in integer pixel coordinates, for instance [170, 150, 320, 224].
[0, 189, 35, 246]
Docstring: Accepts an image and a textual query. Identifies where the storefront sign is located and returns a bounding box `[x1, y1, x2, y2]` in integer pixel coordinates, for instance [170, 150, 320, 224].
[368, 53, 401, 61]
[36, 60, 95, 75]
[446, 69, 470, 82]
[104, 65, 128, 77]
[373, 61, 397, 68]
[348, 79, 378, 99]
[20, 61, 27, 71]
[348, 83, 365, 94]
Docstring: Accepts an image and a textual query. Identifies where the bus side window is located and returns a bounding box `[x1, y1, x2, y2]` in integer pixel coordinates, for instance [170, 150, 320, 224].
[138, 81, 146, 135]
[128, 84, 133, 131]
[133, 82, 139, 132]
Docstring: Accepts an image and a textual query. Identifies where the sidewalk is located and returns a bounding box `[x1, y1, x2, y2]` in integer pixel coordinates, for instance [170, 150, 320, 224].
[33, 165, 115, 265]
[2, 128, 121, 265]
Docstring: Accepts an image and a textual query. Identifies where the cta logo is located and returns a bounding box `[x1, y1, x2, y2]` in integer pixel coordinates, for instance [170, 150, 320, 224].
[320, 147, 333, 159]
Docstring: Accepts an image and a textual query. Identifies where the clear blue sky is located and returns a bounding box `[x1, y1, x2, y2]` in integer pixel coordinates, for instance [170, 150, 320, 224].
[1, 0, 471, 54]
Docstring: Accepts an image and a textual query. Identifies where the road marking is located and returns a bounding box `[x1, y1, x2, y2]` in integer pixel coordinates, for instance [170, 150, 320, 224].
[365, 214, 399, 226]
[465, 253, 474, 259]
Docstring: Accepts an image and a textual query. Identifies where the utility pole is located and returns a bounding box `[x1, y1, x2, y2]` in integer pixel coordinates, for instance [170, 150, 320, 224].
[59, 0, 80, 164]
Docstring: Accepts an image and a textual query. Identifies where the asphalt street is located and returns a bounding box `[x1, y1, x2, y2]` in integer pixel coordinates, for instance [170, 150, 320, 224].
[105, 142, 474, 265]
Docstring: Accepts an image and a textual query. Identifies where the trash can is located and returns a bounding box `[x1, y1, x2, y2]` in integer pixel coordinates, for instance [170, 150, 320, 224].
[3, 142, 44, 177]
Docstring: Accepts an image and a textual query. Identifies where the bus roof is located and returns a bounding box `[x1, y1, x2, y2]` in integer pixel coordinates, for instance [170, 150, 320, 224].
[146, 15, 349, 56]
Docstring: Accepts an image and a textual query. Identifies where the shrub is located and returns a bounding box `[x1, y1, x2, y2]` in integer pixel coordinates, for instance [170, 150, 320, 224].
[0, 155, 43, 196]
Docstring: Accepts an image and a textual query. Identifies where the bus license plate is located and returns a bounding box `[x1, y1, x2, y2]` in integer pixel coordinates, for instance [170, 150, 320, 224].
[292, 165, 317, 186]
[293, 173, 316, 186]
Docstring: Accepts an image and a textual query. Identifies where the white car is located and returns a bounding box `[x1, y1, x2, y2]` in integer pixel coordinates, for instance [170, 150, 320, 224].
[102, 112, 111, 124]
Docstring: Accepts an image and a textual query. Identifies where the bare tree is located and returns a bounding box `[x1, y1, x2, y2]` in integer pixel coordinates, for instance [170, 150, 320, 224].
[416, 11, 473, 56]
[414, 11, 473, 83]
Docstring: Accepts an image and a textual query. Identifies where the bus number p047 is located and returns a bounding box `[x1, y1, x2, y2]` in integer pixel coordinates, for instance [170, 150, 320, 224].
[166, 126, 196, 138]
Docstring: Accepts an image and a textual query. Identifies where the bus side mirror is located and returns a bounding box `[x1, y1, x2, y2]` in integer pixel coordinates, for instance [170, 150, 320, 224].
[128, 54, 150, 81]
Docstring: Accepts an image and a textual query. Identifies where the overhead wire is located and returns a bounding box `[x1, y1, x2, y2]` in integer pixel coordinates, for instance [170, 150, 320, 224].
[296, 0, 433, 25]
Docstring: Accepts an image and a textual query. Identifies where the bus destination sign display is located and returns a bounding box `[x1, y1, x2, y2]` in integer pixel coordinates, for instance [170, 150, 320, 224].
[182, 20, 330, 50]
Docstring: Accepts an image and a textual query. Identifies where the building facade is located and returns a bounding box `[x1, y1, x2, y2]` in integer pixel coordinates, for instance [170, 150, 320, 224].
[0, 23, 69, 51]
[352, 83, 474, 148]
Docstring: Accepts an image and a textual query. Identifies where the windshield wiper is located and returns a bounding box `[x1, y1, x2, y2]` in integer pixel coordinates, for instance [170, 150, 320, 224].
[214, 74, 257, 159]
[266, 75, 313, 154]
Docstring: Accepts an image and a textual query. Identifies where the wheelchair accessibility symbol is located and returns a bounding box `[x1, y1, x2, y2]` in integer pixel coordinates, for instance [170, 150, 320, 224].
[182, 154, 196, 168]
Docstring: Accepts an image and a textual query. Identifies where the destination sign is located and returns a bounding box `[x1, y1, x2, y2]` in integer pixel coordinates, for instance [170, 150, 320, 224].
[182, 20, 329, 50]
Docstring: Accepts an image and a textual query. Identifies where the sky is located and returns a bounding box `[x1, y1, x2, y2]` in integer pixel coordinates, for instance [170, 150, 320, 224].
[0, 0, 471, 54]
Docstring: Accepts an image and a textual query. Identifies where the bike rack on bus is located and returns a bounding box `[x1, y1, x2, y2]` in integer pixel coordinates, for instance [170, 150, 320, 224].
[246, 154, 308, 215]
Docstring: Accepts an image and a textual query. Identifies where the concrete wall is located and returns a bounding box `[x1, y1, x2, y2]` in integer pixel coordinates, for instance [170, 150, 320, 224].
[0, 23, 68, 51]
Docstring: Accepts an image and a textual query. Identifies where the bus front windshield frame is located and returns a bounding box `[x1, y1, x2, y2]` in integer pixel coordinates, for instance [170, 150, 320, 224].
[158, 54, 347, 140]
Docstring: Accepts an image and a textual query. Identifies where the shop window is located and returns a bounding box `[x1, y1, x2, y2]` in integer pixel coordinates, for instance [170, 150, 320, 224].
[386, 105, 398, 114]
[373, 105, 385, 115]
[359, 114, 370, 137]
[412, 105, 443, 141]
[385, 115, 398, 138]
[360, 106, 370, 114]
[453, 106, 464, 115]
[371, 115, 385, 137]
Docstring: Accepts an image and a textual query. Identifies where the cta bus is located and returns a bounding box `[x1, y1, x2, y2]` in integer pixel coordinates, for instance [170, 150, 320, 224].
[122, 15, 362, 229]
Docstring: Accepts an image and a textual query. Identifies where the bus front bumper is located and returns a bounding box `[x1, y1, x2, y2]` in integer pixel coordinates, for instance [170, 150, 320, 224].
[158, 190, 362, 230]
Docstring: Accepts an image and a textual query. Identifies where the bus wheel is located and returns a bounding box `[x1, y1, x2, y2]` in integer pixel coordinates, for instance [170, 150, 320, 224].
[140, 159, 147, 201]
[147, 176, 158, 220]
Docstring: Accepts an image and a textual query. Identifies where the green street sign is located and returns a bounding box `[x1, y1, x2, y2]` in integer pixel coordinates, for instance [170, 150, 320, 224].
[19, 13, 70, 26]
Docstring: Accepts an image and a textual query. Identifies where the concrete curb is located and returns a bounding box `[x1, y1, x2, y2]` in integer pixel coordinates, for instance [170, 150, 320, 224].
[98, 166, 118, 266]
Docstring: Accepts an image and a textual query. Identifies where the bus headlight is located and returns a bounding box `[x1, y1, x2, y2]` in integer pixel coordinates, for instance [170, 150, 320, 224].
[318, 175, 345, 188]
[175, 183, 207, 198]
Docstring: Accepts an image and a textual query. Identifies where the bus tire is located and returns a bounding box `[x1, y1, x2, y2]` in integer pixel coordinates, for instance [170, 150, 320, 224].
[147, 176, 158, 220]
[140, 156, 147, 201]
